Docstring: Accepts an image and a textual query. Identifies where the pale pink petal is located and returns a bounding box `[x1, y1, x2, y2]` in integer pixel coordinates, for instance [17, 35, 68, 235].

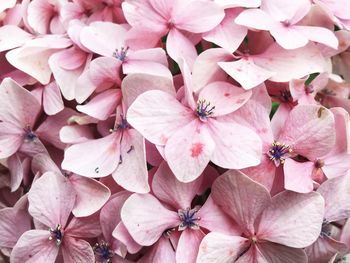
[0, 123, 23, 159]
[0, 78, 40, 128]
[7, 154, 24, 191]
[138, 237, 176, 263]
[198, 82, 252, 116]
[88, 57, 122, 90]
[31, 153, 61, 175]
[0, 204, 31, 249]
[65, 214, 101, 238]
[0, 0, 16, 13]
[215, 0, 261, 8]
[77, 89, 121, 120]
[340, 219, 350, 247]
[43, 82, 64, 116]
[212, 170, 271, 235]
[121, 193, 179, 246]
[59, 125, 94, 144]
[203, 9, 247, 53]
[165, 120, 215, 183]
[218, 58, 274, 90]
[255, 43, 328, 82]
[0, 25, 33, 52]
[62, 236, 94, 263]
[27, 0, 55, 34]
[317, 173, 350, 221]
[112, 129, 150, 193]
[196, 232, 249, 263]
[80, 21, 127, 57]
[69, 175, 111, 217]
[166, 28, 197, 70]
[278, 105, 335, 160]
[295, 25, 338, 49]
[197, 195, 241, 235]
[257, 191, 324, 248]
[235, 245, 266, 263]
[61, 132, 122, 178]
[126, 48, 168, 67]
[283, 159, 315, 193]
[323, 153, 350, 179]
[10, 230, 59, 263]
[258, 242, 307, 263]
[121, 73, 175, 109]
[123, 60, 172, 79]
[173, 0, 225, 33]
[112, 222, 142, 254]
[328, 107, 350, 154]
[152, 161, 202, 209]
[269, 24, 310, 50]
[192, 48, 233, 92]
[28, 172, 76, 228]
[208, 118, 262, 169]
[127, 90, 193, 145]
[176, 230, 204, 263]
[234, 9, 275, 30]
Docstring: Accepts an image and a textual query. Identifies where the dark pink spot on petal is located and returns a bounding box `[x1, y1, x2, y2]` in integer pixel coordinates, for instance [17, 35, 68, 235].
[191, 143, 203, 158]
[224, 92, 230, 97]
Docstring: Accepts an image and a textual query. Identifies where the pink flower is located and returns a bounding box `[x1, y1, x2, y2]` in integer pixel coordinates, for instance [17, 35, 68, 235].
[11, 172, 101, 263]
[127, 62, 262, 182]
[197, 169, 325, 263]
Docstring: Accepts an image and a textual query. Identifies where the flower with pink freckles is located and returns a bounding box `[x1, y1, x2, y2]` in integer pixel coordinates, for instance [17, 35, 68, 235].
[306, 173, 350, 263]
[228, 85, 336, 192]
[122, 0, 225, 68]
[121, 162, 240, 263]
[127, 61, 262, 182]
[10, 172, 101, 263]
[235, 0, 338, 50]
[197, 169, 325, 263]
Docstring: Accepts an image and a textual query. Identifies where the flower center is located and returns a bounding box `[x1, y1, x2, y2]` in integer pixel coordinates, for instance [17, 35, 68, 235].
[267, 141, 292, 167]
[196, 100, 215, 122]
[49, 224, 63, 246]
[93, 242, 114, 263]
[178, 206, 201, 231]
[24, 125, 37, 141]
[279, 90, 293, 103]
[113, 46, 129, 61]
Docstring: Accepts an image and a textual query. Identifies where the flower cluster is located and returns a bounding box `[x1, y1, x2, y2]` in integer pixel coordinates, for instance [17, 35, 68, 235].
[0, 0, 350, 262]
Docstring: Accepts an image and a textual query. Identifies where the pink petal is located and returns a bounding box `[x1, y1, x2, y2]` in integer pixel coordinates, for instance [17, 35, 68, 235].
[126, 47, 168, 67]
[121, 193, 179, 246]
[176, 230, 204, 263]
[138, 237, 176, 263]
[0, 78, 40, 128]
[123, 60, 172, 79]
[203, 9, 248, 53]
[28, 172, 76, 228]
[61, 132, 122, 178]
[0, 123, 23, 159]
[0, 0, 16, 13]
[173, 0, 225, 33]
[88, 57, 122, 90]
[234, 245, 266, 263]
[197, 195, 241, 235]
[10, 230, 58, 263]
[166, 28, 197, 70]
[59, 125, 94, 144]
[69, 175, 111, 217]
[283, 159, 315, 193]
[0, 25, 33, 52]
[112, 222, 142, 255]
[269, 24, 310, 50]
[215, 0, 261, 8]
[43, 82, 64, 116]
[234, 8, 275, 30]
[77, 89, 121, 120]
[258, 242, 307, 263]
[80, 21, 127, 57]
[7, 154, 24, 191]
[192, 48, 233, 92]
[152, 161, 202, 209]
[257, 191, 324, 248]
[218, 57, 274, 90]
[295, 25, 338, 49]
[127, 90, 193, 145]
[27, 0, 55, 34]
[112, 129, 150, 193]
[208, 118, 262, 169]
[212, 170, 271, 235]
[323, 153, 350, 179]
[254, 42, 327, 82]
[62, 236, 94, 263]
[328, 107, 350, 155]
[65, 214, 101, 238]
[165, 120, 215, 183]
[196, 232, 249, 263]
[198, 82, 252, 116]
[317, 173, 350, 222]
[278, 105, 335, 160]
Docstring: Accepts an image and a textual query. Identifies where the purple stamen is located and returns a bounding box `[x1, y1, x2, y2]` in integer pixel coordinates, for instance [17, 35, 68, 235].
[113, 46, 129, 61]
[178, 206, 201, 231]
[267, 141, 292, 167]
[49, 224, 63, 246]
[93, 242, 114, 263]
[196, 100, 215, 122]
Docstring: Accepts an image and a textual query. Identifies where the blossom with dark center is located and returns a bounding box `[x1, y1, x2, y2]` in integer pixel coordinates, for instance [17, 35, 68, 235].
[267, 141, 292, 167]
[93, 242, 114, 263]
[24, 127, 37, 141]
[196, 100, 215, 121]
[49, 224, 63, 246]
[178, 206, 201, 231]
[113, 47, 129, 62]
